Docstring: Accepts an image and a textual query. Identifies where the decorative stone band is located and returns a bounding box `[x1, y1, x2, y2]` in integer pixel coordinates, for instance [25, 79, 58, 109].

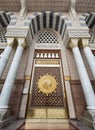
[0, 11, 16, 28]
[24, 11, 72, 39]
[6, 28, 29, 45]
[68, 29, 90, 38]
[6, 28, 28, 38]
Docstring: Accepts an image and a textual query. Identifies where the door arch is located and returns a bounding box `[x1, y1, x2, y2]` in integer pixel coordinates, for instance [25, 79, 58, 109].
[26, 29, 74, 119]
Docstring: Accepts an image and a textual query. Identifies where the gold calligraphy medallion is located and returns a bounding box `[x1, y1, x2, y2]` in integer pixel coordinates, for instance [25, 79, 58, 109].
[37, 74, 58, 96]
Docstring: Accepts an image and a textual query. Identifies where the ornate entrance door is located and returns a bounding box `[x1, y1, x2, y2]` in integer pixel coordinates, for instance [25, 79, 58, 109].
[26, 50, 68, 118]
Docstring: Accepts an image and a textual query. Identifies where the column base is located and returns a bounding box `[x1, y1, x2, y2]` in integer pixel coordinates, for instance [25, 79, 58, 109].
[0, 108, 15, 128]
[0, 108, 11, 121]
[80, 110, 95, 130]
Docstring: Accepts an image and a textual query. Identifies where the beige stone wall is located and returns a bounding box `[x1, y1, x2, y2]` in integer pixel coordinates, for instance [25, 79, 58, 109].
[66, 49, 79, 80]
[70, 82, 86, 117]
[9, 84, 24, 117]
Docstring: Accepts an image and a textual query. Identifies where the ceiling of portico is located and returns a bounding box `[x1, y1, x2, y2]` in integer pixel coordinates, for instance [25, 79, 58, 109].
[0, 0, 21, 12]
[26, 0, 70, 12]
[75, 0, 95, 13]
[0, 0, 95, 13]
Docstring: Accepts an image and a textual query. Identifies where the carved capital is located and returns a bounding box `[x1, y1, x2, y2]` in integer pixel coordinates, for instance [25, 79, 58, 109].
[82, 39, 89, 48]
[17, 38, 26, 48]
[7, 38, 14, 47]
[69, 39, 78, 49]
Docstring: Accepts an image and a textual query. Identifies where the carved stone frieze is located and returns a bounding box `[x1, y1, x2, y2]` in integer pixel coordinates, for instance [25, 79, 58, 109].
[6, 28, 28, 38]
[68, 29, 90, 38]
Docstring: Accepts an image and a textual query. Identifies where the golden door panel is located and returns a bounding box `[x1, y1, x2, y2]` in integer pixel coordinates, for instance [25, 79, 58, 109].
[26, 59, 68, 118]
[30, 67, 64, 107]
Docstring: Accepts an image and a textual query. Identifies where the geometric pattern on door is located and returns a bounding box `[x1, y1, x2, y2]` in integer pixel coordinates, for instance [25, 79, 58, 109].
[30, 67, 64, 107]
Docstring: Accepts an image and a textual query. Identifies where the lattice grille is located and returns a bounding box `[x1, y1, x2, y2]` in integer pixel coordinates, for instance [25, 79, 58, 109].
[89, 32, 95, 44]
[0, 31, 7, 43]
[37, 31, 59, 43]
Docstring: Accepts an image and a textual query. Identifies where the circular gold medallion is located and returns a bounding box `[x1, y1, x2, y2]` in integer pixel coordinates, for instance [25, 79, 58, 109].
[37, 74, 57, 96]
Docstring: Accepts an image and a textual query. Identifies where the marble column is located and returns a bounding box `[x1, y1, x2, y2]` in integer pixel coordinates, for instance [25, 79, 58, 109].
[70, 39, 95, 110]
[0, 38, 14, 78]
[82, 39, 95, 80]
[0, 38, 26, 121]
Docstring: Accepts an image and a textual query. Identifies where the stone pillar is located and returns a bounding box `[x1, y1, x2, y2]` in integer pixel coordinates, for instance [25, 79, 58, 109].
[70, 39, 95, 110]
[20, 0, 27, 17]
[0, 38, 14, 78]
[69, 0, 77, 18]
[0, 38, 26, 121]
[82, 39, 95, 80]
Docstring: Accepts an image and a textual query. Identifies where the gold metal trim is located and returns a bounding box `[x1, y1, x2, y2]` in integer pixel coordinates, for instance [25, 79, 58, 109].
[25, 75, 31, 80]
[26, 108, 68, 119]
[35, 59, 60, 65]
[64, 76, 71, 81]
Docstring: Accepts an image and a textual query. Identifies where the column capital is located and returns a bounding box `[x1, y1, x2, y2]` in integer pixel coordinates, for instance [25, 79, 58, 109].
[81, 39, 89, 48]
[7, 38, 14, 47]
[17, 38, 26, 48]
[69, 39, 79, 49]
